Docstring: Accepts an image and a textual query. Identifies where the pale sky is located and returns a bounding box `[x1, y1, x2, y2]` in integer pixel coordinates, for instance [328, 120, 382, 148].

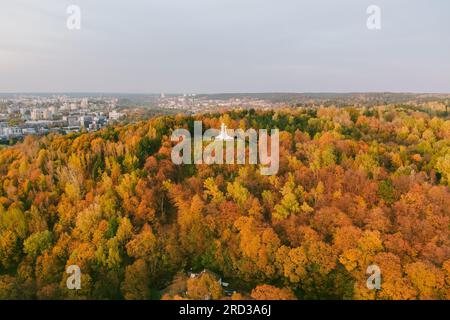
[1, 0, 449, 93]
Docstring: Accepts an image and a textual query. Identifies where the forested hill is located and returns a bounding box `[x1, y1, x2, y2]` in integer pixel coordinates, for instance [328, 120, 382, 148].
[0, 106, 449, 299]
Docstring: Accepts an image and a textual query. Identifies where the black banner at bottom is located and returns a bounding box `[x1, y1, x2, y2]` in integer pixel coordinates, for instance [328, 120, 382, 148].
[1, 300, 445, 319]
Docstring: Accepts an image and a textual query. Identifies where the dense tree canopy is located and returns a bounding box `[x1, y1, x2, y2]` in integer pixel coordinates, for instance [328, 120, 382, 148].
[0, 106, 449, 299]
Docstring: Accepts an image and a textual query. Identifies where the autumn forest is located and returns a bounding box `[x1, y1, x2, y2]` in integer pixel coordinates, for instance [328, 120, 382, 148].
[0, 105, 449, 300]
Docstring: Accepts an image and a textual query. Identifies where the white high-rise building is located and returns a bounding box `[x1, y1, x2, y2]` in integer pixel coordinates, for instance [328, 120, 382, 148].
[109, 110, 124, 121]
[43, 109, 54, 120]
[31, 108, 44, 120]
[81, 98, 88, 109]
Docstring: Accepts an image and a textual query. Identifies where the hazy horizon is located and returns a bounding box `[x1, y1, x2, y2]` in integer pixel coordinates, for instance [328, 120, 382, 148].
[1, 91, 450, 95]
